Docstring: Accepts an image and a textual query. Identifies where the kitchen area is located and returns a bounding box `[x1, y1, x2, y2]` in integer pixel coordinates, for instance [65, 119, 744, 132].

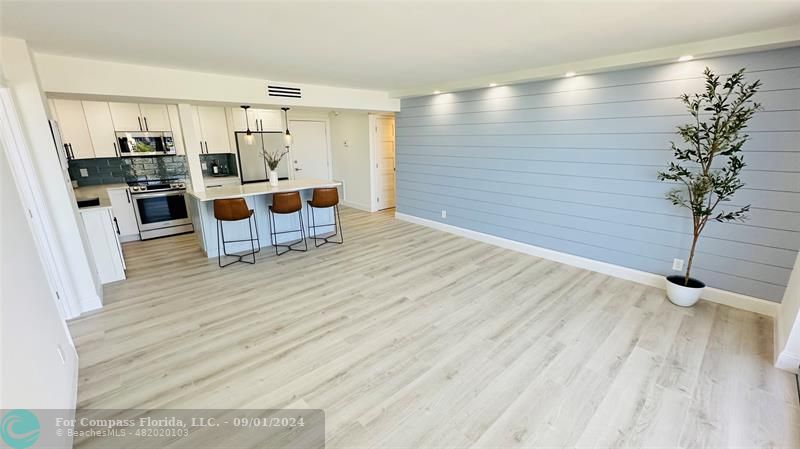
[52, 97, 331, 287]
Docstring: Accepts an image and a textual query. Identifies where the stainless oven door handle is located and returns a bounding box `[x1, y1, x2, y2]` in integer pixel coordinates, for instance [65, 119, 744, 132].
[131, 191, 186, 200]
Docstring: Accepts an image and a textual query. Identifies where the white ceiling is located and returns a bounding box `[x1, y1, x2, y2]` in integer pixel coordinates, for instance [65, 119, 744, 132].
[2, 1, 799, 93]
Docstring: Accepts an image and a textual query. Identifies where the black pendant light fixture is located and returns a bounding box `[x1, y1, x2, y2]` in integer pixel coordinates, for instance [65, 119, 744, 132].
[241, 105, 254, 144]
[281, 107, 293, 147]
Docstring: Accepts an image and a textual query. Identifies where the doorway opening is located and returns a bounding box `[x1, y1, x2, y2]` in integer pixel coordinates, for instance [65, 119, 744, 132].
[370, 114, 395, 211]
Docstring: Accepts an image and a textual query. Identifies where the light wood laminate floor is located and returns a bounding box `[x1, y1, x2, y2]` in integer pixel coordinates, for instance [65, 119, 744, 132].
[69, 207, 800, 448]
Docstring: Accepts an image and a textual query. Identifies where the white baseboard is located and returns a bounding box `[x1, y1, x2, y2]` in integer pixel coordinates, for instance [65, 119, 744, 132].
[395, 212, 779, 318]
[341, 200, 373, 212]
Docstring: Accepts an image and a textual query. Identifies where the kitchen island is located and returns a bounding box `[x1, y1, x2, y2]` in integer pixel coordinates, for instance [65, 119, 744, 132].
[186, 179, 341, 257]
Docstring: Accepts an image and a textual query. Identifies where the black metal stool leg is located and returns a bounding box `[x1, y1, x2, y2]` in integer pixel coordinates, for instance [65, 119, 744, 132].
[298, 209, 308, 251]
[269, 206, 308, 256]
[217, 219, 222, 267]
[217, 215, 260, 268]
[307, 204, 344, 247]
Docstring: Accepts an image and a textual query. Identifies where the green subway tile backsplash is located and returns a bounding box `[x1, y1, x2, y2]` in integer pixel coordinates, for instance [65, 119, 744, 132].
[68, 156, 188, 186]
[199, 153, 238, 176]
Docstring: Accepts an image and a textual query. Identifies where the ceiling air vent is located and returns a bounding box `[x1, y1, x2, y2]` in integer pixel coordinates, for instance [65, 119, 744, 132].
[267, 85, 302, 98]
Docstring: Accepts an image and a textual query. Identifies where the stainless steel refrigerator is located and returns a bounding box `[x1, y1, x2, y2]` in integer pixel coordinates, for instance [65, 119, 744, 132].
[235, 131, 290, 184]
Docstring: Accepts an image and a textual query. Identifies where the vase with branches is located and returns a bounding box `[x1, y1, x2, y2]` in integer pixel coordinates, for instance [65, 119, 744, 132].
[658, 67, 761, 306]
[262, 148, 288, 187]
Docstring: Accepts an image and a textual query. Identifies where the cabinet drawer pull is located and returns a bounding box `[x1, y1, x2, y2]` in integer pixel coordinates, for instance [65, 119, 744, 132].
[113, 217, 121, 235]
[143, 116, 149, 131]
[137, 117, 143, 131]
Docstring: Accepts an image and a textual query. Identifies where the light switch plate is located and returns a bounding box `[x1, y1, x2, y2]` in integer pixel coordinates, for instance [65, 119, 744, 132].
[672, 258, 684, 271]
[201, 163, 207, 170]
[80, 168, 89, 177]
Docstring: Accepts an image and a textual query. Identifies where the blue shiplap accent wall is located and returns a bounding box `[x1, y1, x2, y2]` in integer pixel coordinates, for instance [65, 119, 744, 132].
[396, 47, 800, 302]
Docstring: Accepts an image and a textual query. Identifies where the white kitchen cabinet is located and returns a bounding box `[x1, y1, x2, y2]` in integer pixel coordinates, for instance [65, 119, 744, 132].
[107, 187, 140, 242]
[227, 107, 282, 151]
[80, 207, 126, 283]
[52, 99, 95, 160]
[139, 104, 171, 131]
[167, 105, 185, 155]
[82, 101, 119, 158]
[109, 102, 144, 131]
[195, 106, 231, 154]
[228, 107, 258, 133]
[109, 102, 172, 132]
[255, 109, 283, 131]
[228, 107, 282, 132]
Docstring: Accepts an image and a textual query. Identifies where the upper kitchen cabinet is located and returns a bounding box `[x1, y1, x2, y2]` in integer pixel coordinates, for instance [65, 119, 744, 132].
[139, 104, 171, 131]
[82, 101, 119, 158]
[108, 102, 143, 131]
[109, 102, 171, 132]
[227, 107, 282, 132]
[255, 109, 283, 131]
[195, 106, 231, 154]
[167, 105, 186, 155]
[228, 106, 258, 133]
[226, 107, 282, 151]
[52, 99, 95, 160]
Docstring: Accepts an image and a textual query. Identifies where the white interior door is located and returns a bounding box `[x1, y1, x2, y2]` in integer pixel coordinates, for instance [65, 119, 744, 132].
[375, 116, 396, 209]
[289, 120, 330, 180]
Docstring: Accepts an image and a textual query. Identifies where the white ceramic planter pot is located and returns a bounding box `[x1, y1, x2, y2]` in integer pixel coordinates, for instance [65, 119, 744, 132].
[665, 275, 705, 307]
[269, 170, 279, 187]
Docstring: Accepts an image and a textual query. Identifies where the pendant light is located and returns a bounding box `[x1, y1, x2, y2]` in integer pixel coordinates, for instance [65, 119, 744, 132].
[281, 107, 293, 147]
[241, 105, 255, 144]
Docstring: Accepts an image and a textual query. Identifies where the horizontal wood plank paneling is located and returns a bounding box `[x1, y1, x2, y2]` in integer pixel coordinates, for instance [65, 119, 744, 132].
[396, 47, 800, 302]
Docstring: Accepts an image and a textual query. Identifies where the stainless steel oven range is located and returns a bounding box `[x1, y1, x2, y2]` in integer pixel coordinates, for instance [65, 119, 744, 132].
[129, 180, 194, 240]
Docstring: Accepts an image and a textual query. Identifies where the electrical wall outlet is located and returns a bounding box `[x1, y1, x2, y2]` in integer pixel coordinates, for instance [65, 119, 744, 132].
[672, 258, 684, 271]
[201, 162, 208, 170]
[441, 210, 447, 219]
[79, 168, 89, 177]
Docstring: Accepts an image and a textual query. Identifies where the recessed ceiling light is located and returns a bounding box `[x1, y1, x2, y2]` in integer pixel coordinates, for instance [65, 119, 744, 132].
[433, 90, 442, 94]
[489, 83, 498, 87]
[678, 55, 694, 62]
[565, 71, 576, 77]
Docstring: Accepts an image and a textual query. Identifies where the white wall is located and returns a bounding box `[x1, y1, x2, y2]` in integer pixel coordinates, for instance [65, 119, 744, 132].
[329, 111, 372, 210]
[776, 253, 800, 372]
[1, 37, 102, 314]
[0, 137, 78, 409]
[34, 53, 400, 112]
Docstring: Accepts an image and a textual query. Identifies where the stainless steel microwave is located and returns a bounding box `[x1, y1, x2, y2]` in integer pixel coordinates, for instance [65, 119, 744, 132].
[116, 131, 176, 157]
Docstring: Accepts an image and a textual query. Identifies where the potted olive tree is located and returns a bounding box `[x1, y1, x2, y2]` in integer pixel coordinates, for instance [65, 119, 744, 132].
[658, 67, 761, 307]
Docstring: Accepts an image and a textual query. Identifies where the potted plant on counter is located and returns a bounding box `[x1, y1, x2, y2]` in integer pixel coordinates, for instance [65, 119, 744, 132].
[657, 67, 761, 307]
[261, 148, 288, 187]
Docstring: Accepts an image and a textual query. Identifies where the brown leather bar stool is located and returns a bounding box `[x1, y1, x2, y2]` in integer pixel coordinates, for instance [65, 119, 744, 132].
[268, 191, 308, 256]
[306, 187, 343, 247]
[214, 198, 259, 267]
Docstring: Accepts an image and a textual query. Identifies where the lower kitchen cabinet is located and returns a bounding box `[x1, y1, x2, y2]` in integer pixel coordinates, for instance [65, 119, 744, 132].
[107, 187, 140, 242]
[80, 207, 126, 284]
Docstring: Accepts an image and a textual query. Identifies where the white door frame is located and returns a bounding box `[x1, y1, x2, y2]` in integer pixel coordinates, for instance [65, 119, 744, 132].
[0, 87, 81, 320]
[287, 119, 333, 180]
[369, 113, 396, 212]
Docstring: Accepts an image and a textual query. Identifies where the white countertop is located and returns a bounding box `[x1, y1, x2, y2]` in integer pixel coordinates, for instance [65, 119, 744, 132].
[73, 183, 128, 210]
[187, 178, 341, 202]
